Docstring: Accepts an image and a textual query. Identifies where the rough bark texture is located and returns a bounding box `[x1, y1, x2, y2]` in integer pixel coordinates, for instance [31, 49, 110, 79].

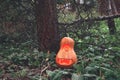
[98, 0, 120, 16]
[35, 0, 60, 52]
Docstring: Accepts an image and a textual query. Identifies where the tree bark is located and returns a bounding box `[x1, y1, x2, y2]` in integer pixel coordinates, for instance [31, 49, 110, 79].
[107, 18, 116, 35]
[35, 0, 60, 52]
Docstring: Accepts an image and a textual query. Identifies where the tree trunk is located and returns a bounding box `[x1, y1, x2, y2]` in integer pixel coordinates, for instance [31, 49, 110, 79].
[35, 0, 60, 52]
[107, 18, 116, 35]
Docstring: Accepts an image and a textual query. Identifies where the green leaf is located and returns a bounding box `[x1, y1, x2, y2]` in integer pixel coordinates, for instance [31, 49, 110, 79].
[46, 70, 68, 80]
[72, 73, 84, 80]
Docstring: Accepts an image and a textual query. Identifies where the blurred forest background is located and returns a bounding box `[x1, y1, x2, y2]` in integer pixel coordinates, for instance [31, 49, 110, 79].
[0, 0, 120, 80]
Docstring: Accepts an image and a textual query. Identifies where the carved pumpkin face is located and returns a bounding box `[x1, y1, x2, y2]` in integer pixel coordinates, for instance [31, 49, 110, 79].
[56, 37, 77, 68]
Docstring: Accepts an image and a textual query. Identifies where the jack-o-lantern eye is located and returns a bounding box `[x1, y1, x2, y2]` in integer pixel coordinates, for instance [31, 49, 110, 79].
[55, 37, 77, 68]
[62, 44, 70, 51]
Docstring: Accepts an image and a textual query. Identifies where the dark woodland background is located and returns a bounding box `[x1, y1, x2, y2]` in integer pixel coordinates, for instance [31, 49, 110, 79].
[0, 0, 120, 80]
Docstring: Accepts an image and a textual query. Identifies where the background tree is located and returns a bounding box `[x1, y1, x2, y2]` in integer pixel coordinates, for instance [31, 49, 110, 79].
[98, 0, 120, 35]
[35, 0, 60, 52]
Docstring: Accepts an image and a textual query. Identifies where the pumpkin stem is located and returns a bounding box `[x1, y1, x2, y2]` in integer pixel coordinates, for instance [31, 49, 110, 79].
[66, 33, 69, 37]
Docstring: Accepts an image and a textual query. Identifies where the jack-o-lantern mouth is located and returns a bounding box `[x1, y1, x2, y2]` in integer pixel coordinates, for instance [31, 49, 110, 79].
[56, 58, 74, 66]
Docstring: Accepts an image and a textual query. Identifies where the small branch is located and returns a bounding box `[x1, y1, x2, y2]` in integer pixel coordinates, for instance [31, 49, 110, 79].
[40, 63, 50, 76]
[58, 14, 120, 26]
